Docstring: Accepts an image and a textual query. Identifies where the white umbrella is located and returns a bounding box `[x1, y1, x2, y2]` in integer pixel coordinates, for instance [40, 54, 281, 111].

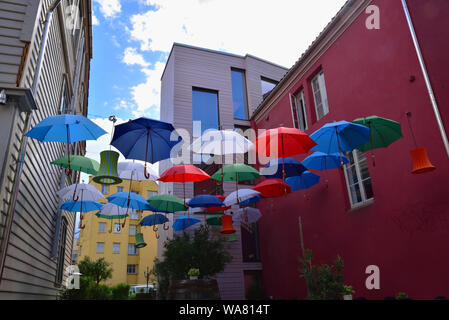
[118, 161, 159, 181]
[57, 183, 104, 202]
[96, 203, 135, 233]
[189, 129, 255, 155]
[234, 207, 262, 224]
[224, 189, 260, 206]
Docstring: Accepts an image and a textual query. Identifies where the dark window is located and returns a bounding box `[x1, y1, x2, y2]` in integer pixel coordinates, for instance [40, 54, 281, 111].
[231, 69, 249, 120]
[59, 76, 70, 114]
[261, 77, 278, 99]
[241, 222, 260, 262]
[55, 218, 68, 285]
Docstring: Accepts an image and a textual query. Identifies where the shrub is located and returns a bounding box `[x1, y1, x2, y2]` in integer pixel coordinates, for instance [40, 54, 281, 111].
[111, 283, 131, 300]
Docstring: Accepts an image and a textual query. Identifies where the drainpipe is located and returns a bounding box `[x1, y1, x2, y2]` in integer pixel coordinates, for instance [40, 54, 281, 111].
[0, 0, 63, 285]
[401, 0, 449, 158]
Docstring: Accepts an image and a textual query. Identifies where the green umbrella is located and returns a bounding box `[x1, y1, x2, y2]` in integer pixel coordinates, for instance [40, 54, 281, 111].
[206, 214, 223, 226]
[147, 194, 187, 213]
[51, 155, 100, 175]
[211, 164, 261, 182]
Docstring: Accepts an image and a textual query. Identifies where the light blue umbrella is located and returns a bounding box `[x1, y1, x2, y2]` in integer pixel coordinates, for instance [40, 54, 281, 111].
[285, 171, 320, 191]
[310, 121, 370, 166]
[173, 216, 201, 231]
[107, 192, 154, 211]
[302, 152, 349, 171]
[60, 200, 103, 212]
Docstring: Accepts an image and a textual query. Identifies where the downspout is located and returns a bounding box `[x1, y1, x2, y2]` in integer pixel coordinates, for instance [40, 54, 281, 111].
[401, 0, 449, 158]
[0, 0, 63, 284]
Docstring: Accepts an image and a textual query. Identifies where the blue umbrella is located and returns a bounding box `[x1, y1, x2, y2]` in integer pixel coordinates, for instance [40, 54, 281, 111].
[107, 192, 153, 211]
[238, 195, 262, 206]
[60, 200, 103, 212]
[302, 152, 349, 170]
[111, 117, 182, 178]
[173, 216, 201, 231]
[310, 121, 370, 165]
[139, 213, 169, 226]
[285, 171, 320, 191]
[263, 157, 307, 179]
[187, 195, 225, 208]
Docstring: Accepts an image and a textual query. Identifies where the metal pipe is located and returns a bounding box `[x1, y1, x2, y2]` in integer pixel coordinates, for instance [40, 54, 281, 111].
[0, 0, 63, 284]
[401, 0, 449, 157]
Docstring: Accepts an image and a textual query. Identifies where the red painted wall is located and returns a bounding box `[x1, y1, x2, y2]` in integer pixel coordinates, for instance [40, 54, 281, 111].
[253, 0, 449, 300]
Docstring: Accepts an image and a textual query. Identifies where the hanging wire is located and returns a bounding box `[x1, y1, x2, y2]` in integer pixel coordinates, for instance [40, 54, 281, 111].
[406, 112, 418, 148]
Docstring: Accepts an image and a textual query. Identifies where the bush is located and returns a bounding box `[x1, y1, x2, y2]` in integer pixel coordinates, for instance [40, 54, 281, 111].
[111, 283, 131, 300]
[59, 276, 111, 300]
[247, 280, 266, 300]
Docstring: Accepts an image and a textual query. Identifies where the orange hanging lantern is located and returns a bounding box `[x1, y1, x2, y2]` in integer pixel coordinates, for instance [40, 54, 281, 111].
[410, 147, 436, 174]
[220, 214, 235, 234]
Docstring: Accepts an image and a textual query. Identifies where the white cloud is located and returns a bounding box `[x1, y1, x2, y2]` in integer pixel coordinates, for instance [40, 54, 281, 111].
[128, 0, 348, 68]
[94, 0, 121, 19]
[92, 11, 100, 25]
[123, 47, 150, 67]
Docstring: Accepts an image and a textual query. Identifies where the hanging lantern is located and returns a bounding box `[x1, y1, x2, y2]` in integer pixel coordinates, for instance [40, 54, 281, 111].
[135, 233, 147, 248]
[410, 147, 436, 174]
[220, 214, 235, 234]
[227, 233, 237, 242]
[93, 150, 123, 185]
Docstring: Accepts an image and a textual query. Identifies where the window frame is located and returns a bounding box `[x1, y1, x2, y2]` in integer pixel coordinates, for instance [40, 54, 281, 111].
[128, 243, 137, 255]
[290, 90, 308, 131]
[55, 217, 68, 285]
[230, 68, 249, 120]
[260, 76, 278, 98]
[96, 242, 104, 253]
[113, 223, 121, 233]
[101, 185, 108, 195]
[129, 225, 137, 236]
[130, 212, 139, 220]
[343, 149, 374, 208]
[98, 222, 106, 233]
[127, 264, 137, 275]
[113, 242, 120, 254]
[311, 71, 329, 121]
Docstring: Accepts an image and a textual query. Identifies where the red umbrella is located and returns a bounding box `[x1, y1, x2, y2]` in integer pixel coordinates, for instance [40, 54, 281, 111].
[253, 178, 292, 197]
[255, 127, 316, 181]
[206, 195, 232, 212]
[158, 165, 210, 204]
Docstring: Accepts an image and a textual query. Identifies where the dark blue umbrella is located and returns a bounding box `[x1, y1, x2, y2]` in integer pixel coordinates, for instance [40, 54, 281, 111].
[111, 117, 182, 178]
[187, 195, 225, 208]
[263, 157, 307, 179]
[302, 152, 349, 170]
[173, 216, 201, 231]
[238, 195, 262, 206]
[107, 192, 153, 211]
[285, 171, 320, 191]
[139, 213, 169, 226]
[310, 121, 370, 165]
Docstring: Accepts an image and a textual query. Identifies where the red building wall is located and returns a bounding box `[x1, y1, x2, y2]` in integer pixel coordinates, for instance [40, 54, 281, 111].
[253, 0, 449, 299]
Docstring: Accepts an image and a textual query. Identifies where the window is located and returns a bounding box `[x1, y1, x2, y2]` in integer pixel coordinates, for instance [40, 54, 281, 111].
[231, 68, 249, 120]
[69, 0, 82, 45]
[343, 150, 374, 208]
[117, 187, 124, 193]
[98, 222, 106, 233]
[128, 244, 137, 255]
[311, 71, 329, 121]
[130, 212, 139, 220]
[59, 76, 70, 114]
[192, 88, 219, 163]
[129, 225, 137, 236]
[101, 185, 108, 195]
[261, 77, 278, 99]
[114, 224, 121, 233]
[127, 264, 137, 275]
[55, 218, 68, 284]
[113, 243, 120, 254]
[147, 191, 157, 199]
[290, 90, 308, 131]
[96, 242, 104, 253]
[241, 223, 260, 262]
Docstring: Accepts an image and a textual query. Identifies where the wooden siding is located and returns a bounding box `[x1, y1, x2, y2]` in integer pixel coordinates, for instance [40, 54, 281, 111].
[0, 0, 92, 299]
[158, 44, 287, 299]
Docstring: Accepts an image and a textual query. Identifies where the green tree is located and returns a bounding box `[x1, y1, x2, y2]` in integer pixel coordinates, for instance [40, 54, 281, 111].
[78, 257, 113, 285]
[111, 283, 131, 300]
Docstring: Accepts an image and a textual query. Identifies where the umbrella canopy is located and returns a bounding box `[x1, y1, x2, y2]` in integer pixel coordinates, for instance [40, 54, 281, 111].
[95, 203, 132, 220]
[352, 116, 402, 152]
[159, 165, 210, 183]
[285, 171, 320, 191]
[253, 179, 292, 197]
[139, 213, 169, 226]
[211, 164, 261, 182]
[206, 214, 223, 226]
[107, 192, 153, 211]
[206, 195, 232, 212]
[25, 114, 107, 143]
[173, 216, 201, 231]
[60, 200, 102, 213]
[310, 120, 370, 154]
[234, 207, 262, 224]
[57, 183, 104, 202]
[238, 195, 262, 206]
[262, 157, 307, 178]
[224, 189, 260, 206]
[147, 194, 187, 213]
[302, 152, 349, 170]
[51, 155, 100, 175]
[255, 127, 316, 157]
[118, 161, 159, 181]
[189, 129, 255, 155]
[188, 195, 225, 208]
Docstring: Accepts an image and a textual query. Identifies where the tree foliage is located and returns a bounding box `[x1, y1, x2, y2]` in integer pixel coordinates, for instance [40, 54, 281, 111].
[78, 257, 113, 284]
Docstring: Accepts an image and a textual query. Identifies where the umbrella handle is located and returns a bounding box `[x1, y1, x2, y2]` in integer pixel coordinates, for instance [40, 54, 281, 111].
[371, 152, 376, 167]
[163, 222, 169, 230]
[144, 165, 150, 179]
[155, 231, 160, 239]
[153, 224, 158, 233]
[122, 216, 127, 228]
[109, 220, 112, 233]
[65, 168, 72, 176]
[72, 183, 79, 201]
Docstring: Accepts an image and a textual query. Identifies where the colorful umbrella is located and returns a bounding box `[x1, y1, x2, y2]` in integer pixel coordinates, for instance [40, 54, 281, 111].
[188, 195, 225, 208]
[224, 189, 260, 206]
[60, 200, 103, 212]
[25, 114, 106, 174]
[51, 155, 99, 175]
[173, 216, 201, 231]
[147, 194, 187, 231]
[95, 203, 133, 233]
[302, 152, 349, 170]
[206, 214, 223, 226]
[57, 183, 104, 202]
[253, 179, 292, 197]
[139, 213, 170, 239]
[118, 161, 159, 181]
[262, 157, 307, 179]
[111, 117, 182, 178]
[238, 195, 262, 206]
[107, 192, 154, 228]
[206, 195, 232, 212]
[234, 207, 262, 224]
[285, 171, 320, 191]
[211, 164, 261, 182]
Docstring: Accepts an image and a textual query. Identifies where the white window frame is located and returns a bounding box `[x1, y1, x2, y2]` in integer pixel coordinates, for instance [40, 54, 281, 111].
[113, 243, 120, 254]
[128, 244, 137, 255]
[96, 242, 104, 253]
[98, 222, 106, 233]
[130, 212, 139, 220]
[343, 150, 374, 208]
[129, 225, 137, 236]
[311, 71, 329, 121]
[290, 91, 308, 131]
[114, 223, 121, 233]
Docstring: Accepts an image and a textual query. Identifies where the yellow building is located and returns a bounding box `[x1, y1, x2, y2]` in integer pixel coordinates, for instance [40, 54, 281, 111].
[77, 177, 159, 286]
